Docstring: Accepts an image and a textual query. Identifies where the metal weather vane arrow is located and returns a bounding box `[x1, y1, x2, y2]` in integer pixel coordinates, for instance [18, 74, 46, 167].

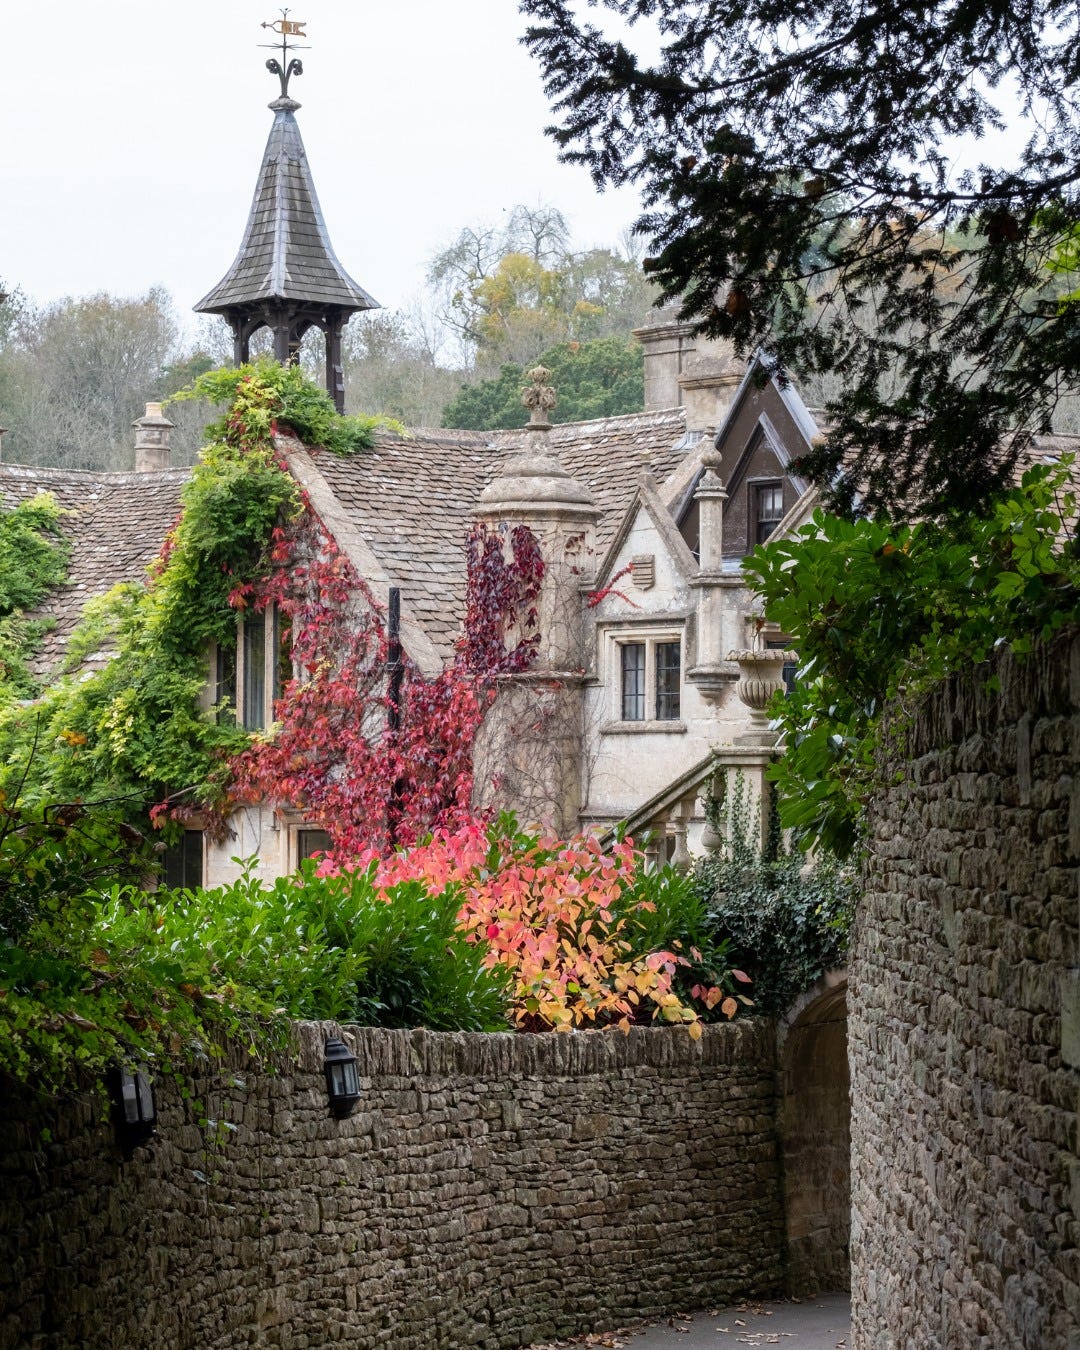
[260, 9, 309, 100]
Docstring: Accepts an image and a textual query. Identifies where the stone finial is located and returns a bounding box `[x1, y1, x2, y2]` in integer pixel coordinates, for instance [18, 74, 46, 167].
[698, 445, 724, 485]
[522, 365, 557, 430]
[478, 367, 596, 520]
[133, 402, 175, 473]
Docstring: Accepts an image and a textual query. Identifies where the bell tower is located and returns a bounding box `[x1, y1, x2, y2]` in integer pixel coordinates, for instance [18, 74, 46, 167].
[194, 14, 378, 411]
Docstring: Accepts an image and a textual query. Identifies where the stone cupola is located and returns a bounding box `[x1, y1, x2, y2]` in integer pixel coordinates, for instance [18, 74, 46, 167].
[471, 368, 599, 834]
[475, 366, 599, 673]
[194, 27, 378, 412]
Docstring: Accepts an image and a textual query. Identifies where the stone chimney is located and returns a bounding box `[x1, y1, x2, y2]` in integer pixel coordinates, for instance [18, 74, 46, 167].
[633, 308, 745, 433]
[471, 367, 600, 834]
[133, 403, 174, 472]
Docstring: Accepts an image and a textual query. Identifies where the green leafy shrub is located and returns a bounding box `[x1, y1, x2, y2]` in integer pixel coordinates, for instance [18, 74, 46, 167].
[744, 457, 1080, 856]
[612, 853, 738, 1017]
[0, 797, 156, 947]
[692, 790, 855, 1015]
[0, 855, 510, 1093]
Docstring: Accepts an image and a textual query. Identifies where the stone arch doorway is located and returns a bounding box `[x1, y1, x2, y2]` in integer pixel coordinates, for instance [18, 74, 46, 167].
[779, 972, 850, 1294]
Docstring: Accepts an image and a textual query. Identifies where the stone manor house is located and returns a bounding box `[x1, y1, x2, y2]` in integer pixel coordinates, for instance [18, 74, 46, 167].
[0, 77, 825, 887]
[4, 66, 1066, 889]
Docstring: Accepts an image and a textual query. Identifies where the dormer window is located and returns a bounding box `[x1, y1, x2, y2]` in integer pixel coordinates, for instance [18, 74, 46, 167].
[755, 482, 784, 544]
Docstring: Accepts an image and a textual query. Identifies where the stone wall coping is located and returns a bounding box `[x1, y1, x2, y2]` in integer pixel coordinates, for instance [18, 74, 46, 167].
[888, 626, 1080, 757]
[289, 1018, 775, 1078]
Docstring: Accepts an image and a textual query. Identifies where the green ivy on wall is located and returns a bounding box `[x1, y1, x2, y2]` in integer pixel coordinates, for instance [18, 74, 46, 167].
[0, 491, 71, 699]
[0, 360, 389, 827]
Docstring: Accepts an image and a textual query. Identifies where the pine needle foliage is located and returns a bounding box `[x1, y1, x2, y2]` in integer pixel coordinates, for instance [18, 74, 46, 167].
[522, 0, 1080, 516]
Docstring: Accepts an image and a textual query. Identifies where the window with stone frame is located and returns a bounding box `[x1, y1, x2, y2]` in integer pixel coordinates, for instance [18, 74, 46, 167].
[616, 633, 682, 723]
[755, 481, 785, 544]
[210, 606, 287, 731]
[162, 829, 204, 890]
[296, 827, 332, 866]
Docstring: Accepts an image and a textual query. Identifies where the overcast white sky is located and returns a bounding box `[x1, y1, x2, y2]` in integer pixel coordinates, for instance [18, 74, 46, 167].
[4, 1, 645, 326]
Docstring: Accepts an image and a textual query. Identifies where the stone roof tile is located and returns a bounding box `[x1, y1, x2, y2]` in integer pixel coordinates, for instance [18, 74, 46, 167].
[303, 407, 689, 661]
[0, 464, 188, 678]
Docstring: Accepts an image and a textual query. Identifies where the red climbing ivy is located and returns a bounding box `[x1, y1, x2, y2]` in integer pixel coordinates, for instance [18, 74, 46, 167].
[461, 522, 545, 673]
[18, 358, 549, 857]
[227, 507, 547, 857]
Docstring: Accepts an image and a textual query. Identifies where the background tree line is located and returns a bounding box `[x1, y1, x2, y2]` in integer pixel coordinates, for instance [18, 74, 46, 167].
[0, 206, 660, 471]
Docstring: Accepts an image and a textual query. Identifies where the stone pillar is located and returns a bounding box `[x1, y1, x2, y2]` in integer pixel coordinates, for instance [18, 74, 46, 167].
[133, 403, 174, 472]
[471, 367, 600, 835]
[687, 447, 739, 701]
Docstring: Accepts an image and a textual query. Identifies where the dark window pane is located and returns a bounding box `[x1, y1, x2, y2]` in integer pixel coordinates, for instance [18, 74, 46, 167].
[298, 829, 332, 863]
[766, 639, 798, 694]
[621, 643, 645, 720]
[164, 830, 203, 890]
[242, 611, 266, 730]
[655, 641, 681, 720]
[756, 483, 785, 543]
[216, 642, 236, 725]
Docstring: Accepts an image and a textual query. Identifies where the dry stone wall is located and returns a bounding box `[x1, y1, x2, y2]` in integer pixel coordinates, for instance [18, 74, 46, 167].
[851, 630, 1080, 1348]
[0, 1021, 782, 1350]
[779, 978, 850, 1296]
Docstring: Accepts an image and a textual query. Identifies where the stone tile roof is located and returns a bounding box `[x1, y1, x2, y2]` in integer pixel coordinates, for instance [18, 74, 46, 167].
[303, 407, 690, 661]
[1020, 433, 1080, 478]
[0, 408, 692, 677]
[0, 464, 188, 678]
[12, 413, 1071, 682]
[195, 103, 377, 316]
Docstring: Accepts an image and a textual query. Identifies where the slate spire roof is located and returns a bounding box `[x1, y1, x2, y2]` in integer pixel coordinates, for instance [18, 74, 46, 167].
[194, 96, 377, 317]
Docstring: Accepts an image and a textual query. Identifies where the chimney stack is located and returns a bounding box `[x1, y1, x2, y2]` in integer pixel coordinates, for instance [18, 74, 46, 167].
[133, 403, 174, 472]
[632, 309, 745, 433]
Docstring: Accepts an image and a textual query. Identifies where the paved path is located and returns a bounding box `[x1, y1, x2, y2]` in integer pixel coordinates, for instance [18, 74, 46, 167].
[524, 1295, 850, 1350]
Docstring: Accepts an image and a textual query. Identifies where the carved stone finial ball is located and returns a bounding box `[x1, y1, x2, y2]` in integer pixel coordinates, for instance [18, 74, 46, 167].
[522, 366, 557, 419]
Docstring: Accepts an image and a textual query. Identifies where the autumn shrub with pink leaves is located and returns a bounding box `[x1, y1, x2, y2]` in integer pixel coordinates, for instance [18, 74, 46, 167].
[320, 816, 749, 1037]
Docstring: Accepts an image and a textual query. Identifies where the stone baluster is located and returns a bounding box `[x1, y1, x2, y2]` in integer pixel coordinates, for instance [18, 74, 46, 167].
[670, 798, 694, 873]
[687, 447, 738, 702]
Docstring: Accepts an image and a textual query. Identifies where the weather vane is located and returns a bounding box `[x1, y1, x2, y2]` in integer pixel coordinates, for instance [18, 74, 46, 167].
[260, 9, 309, 100]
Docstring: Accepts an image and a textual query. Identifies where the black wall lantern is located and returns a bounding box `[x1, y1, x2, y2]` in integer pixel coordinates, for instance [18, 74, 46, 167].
[108, 1065, 157, 1160]
[323, 1037, 361, 1118]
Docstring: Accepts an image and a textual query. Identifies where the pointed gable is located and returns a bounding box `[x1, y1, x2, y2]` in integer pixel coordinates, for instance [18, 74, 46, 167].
[591, 473, 699, 615]
[675, 355, 816, 564]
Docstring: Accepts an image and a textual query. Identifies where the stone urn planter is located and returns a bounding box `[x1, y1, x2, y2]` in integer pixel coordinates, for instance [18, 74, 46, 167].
[728, 648, 797, 730]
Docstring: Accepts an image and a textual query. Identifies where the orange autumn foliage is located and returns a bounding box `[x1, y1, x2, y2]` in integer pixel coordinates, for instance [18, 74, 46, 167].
[321, 821, 744, 1037]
